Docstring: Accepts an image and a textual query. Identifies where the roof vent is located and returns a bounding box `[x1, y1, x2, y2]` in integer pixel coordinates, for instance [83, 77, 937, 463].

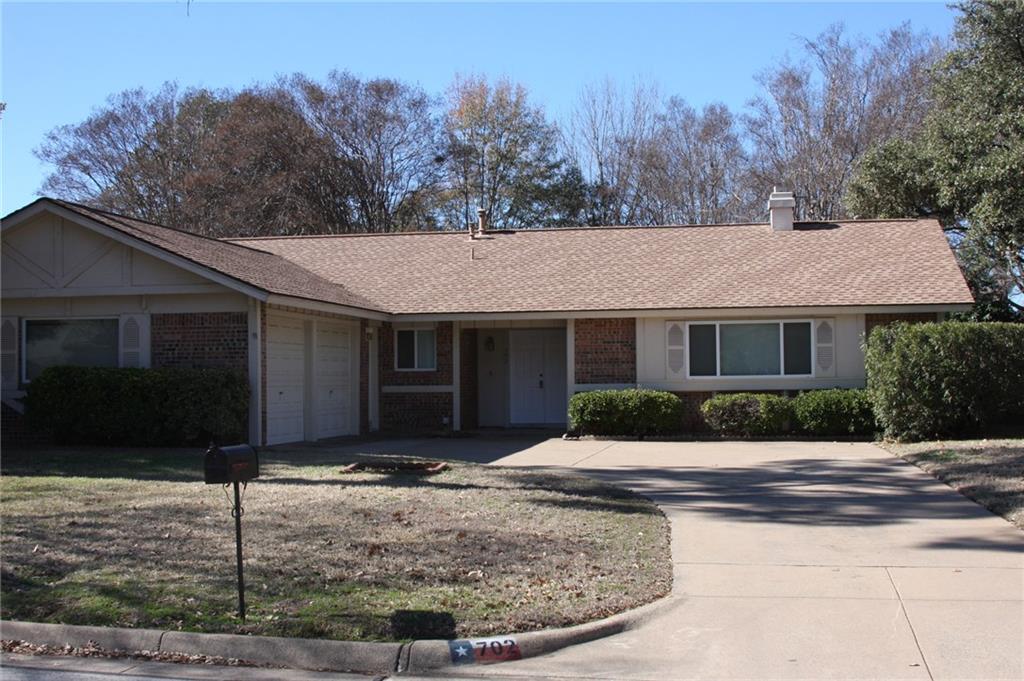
[476, 207, 488, 237]
[768, 187, 796, 232]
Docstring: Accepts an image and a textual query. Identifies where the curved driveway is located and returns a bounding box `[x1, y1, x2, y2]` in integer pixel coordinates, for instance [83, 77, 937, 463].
[415, 438, 1024, 681]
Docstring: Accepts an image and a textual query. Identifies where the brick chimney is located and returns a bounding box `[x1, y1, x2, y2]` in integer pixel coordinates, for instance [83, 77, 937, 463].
[768, 187, 796, 231]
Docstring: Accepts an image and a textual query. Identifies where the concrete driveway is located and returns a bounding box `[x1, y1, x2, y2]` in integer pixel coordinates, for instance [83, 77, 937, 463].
[377, 437, 1024, 680]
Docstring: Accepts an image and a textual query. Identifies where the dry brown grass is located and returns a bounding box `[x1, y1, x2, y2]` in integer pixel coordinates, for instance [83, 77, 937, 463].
[885, 439, 1024, 530]
[0, 445, 671, 641]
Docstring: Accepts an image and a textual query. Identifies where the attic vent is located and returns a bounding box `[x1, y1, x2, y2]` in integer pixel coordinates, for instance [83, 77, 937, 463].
[119, 315, 150, 369]
[815, 319, 835, 376]
[666, 322, 685, 376]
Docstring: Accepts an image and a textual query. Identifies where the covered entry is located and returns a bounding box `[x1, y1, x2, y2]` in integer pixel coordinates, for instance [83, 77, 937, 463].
[475, 325, 567, 427]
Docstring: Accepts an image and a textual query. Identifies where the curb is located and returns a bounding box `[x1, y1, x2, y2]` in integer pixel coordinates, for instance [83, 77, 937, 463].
[0, 595, 678, 675]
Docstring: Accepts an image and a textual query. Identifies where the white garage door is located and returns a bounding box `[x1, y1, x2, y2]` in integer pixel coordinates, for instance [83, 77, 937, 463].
[266, 314, 305, 445]
[315, 322, 356, 439]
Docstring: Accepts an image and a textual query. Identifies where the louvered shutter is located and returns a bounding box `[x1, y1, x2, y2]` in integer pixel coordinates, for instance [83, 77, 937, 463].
[666, 321, 685, 377]
[814, 319, 836, 377]
[1, 317, 18, 391]
[119, 314, 151, 368]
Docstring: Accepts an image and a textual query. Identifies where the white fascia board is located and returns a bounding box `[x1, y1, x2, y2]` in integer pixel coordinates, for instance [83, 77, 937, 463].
[391, 303, 973, 322]
[264, 294, 390, 321]
[10, 203, 269, 302]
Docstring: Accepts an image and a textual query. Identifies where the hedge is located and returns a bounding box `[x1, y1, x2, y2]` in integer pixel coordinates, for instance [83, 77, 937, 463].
[865, 321, 1024, 441]
[25, 366, 249, 446]
[700, 393, 792, 437]
[568, 389, 682, 437]
[792, 389, 876, 437]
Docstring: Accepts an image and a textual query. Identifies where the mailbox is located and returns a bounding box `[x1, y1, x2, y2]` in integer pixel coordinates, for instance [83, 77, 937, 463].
[204, 444, 259, 484]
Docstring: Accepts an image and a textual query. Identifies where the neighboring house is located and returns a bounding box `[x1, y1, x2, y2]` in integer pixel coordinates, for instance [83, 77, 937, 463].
[0, 190, 973, 445]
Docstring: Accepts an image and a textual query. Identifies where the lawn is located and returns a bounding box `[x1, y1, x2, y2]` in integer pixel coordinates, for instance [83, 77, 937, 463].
[0, 445, 671, 641]
[885, 439, 1024, 530]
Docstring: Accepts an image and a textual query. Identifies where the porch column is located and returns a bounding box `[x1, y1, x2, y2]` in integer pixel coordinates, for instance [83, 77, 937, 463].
[452, 320, 461, 431]
[566, 318, 575, 397]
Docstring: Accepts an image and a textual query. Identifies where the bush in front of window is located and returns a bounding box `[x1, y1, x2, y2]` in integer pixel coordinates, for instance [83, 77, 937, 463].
[25, 366, 249, 446]
[568, 389, 682, 437]
[865, 321, 1024, 441]
[700, 393, 793, 437]
[792, 389, 876, 437]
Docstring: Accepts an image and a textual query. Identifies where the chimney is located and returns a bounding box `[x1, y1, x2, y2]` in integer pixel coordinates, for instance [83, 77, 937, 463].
[476, 207, 488, 237]
[768, 187, 796, 231]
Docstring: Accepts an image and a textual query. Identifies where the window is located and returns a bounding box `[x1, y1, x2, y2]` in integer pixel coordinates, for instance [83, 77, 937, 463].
[23, 319, 119, 382]
[685, 321, 814, 378]
[395, 328, 436, 370]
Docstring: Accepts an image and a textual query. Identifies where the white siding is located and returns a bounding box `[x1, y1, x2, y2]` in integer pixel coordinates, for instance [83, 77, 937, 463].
[636, 313, 867, 391]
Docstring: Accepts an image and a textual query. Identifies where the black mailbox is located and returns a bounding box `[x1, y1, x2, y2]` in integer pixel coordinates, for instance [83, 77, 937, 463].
[204, 444, 259, 484]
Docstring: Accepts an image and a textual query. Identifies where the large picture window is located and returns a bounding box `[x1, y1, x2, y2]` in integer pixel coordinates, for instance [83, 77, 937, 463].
[686, 321, 813, 378]
[23, 318, 119, 381]
[395, 328, 436, 370]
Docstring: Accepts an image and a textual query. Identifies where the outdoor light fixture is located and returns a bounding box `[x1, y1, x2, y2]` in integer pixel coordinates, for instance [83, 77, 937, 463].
[485, 336, 495, 352]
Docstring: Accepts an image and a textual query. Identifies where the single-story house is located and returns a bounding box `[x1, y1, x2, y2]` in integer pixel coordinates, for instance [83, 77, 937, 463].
[1, 190, 974, 445]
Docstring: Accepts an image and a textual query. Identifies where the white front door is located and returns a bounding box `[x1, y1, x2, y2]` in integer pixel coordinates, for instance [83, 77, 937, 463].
[315, 321, 355, 439]
[266, 314, 305, 445]
[509, 329, 567, 425]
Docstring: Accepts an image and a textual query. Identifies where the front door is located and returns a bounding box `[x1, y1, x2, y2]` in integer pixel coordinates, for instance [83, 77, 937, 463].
[509, 329, 567, 425]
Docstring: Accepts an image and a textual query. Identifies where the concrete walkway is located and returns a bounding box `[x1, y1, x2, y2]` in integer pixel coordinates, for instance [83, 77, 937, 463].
[417, 438, 1023, 681]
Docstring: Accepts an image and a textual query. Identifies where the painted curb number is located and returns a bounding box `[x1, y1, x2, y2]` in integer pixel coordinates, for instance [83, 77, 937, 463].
[448, 636, 522, 664]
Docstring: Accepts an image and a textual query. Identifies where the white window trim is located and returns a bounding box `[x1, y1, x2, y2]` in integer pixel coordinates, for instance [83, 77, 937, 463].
[393, 327, 437, 372]
[682, 319, 816, 380]
[21, 317, 120, 384]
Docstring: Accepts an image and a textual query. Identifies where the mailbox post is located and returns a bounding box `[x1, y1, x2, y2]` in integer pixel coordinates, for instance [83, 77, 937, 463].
[204, 444, 259, 621]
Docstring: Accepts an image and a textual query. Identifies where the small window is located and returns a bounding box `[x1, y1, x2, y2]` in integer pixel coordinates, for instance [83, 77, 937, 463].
[24, 319, 119, 381]
[783, 322, 812, 375]
[395, 328, 437, 370]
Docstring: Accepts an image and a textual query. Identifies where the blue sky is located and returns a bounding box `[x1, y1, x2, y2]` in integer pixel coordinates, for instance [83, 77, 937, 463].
[2, 2, 957, 214]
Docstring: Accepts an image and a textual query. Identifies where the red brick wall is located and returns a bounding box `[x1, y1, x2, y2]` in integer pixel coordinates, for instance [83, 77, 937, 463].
[381, 392, 453, 432]
[151, 312, 248, 373]
[260, 303, 267, 445]
[460, 329, 479, 430]
[575, 318, 636, 384]
[380, 322, 453, 386]
[864, 312, 939, 336]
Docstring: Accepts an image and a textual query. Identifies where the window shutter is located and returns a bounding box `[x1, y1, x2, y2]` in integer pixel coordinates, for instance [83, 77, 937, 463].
[814, 319, 836, 377]
[666, 321, 685, 377]
[119, 314, 151, 368]
[1, 317, 18, 391]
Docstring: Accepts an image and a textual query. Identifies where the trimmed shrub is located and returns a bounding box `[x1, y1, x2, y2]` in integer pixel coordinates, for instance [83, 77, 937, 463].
[25, 366, 249, 446]
[792, 389, 876, 437]
[700, 393, 793, 437]
[865, 321, 1024, 441]
[568, 389, 682, 437]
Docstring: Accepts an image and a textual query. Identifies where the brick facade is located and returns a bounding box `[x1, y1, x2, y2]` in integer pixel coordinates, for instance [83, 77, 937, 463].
[864, 312, 939, 336]
[151, 312, 248, 373]
[574, 318, 636, 384]
[381, 392, 454, 432]
[380, 322, 454, 386]
[460, 329, 479, 430]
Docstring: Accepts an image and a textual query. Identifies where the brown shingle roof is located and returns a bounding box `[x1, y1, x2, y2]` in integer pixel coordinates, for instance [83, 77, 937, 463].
[48, 200, 384, 312]
[229, 219, 973, 314]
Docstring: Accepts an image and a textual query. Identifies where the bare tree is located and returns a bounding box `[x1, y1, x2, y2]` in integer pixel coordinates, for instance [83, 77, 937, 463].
[36, 83, 229, 227]
[564, 79, 660, 226]
[743, 23, 944, 220]
[289, 71, 445, 232]
[442, 75, 565, 230]
[643, 99, 750, 224]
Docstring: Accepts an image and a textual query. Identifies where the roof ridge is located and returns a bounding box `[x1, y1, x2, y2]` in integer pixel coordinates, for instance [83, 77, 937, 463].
[226, 217, 930, 242]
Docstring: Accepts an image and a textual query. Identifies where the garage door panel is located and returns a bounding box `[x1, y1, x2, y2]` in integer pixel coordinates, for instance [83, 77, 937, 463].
[316, 323, 355, 439]
[266, 315, 305, 445]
